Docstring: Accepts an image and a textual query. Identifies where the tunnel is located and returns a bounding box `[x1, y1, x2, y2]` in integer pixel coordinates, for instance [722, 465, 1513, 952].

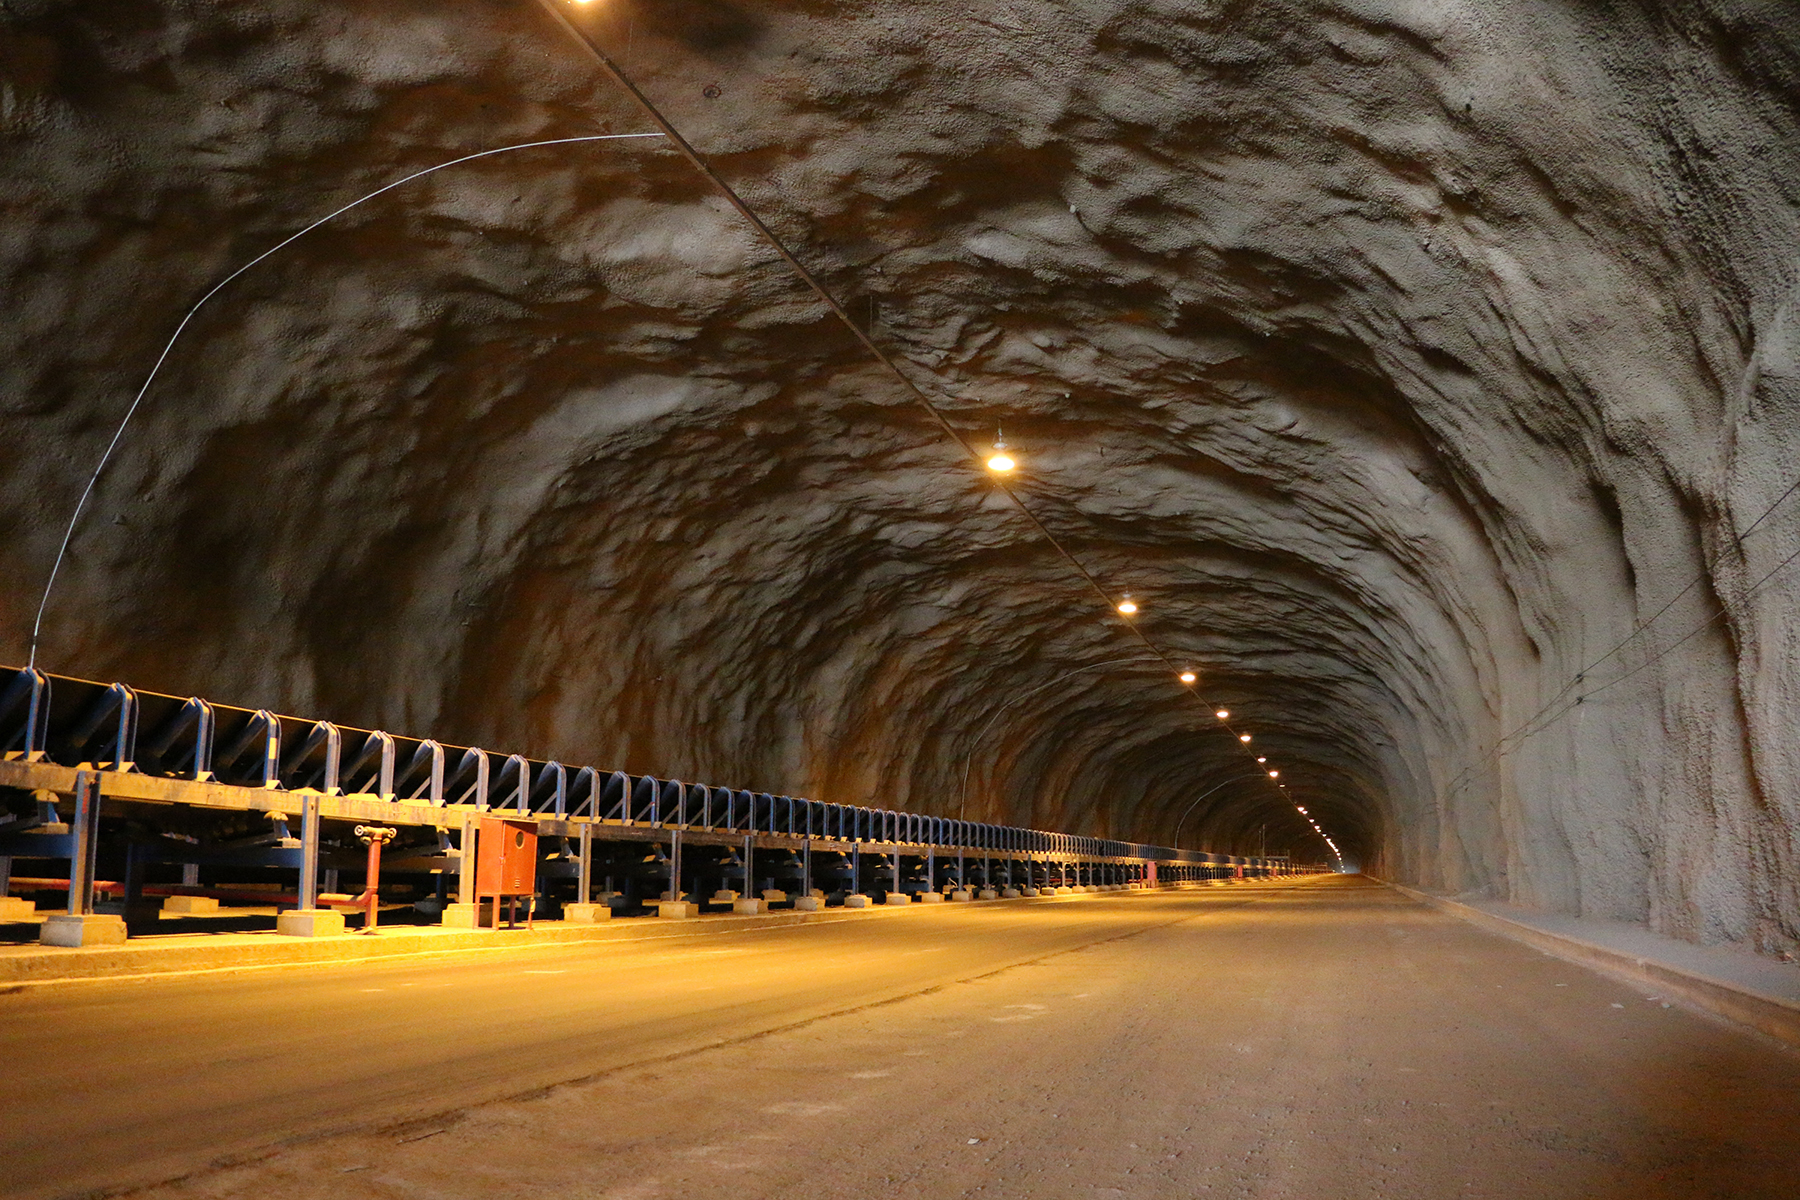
[5, 0, 1796, 942]
[2, 1, 1799, 1197]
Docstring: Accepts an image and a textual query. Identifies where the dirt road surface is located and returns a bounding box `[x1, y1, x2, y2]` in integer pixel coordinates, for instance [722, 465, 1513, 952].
[6, 877, 1798, 1199]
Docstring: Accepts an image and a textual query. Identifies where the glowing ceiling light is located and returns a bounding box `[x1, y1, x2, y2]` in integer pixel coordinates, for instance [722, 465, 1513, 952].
[1179, 671, 1197, 684]
[1116, 595, 1138, 616]
[1297, 807, 1307, 815]
[1238, 733, 1252, 743]
[984, 426, 1015, 473]
[1268, 769, 1279, 778]
[1256, 756, 1266, 763]
[1214, 708, 1230, 720]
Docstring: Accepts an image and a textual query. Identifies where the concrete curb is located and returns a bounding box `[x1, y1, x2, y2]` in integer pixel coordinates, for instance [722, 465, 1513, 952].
[0, 909, 864, 986]
[0, 885, 1183, 986]
[1385, 881, 1800, 1050]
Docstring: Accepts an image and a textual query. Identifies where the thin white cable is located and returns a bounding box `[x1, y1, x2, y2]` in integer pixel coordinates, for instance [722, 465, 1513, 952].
[27, 132, 664, 670]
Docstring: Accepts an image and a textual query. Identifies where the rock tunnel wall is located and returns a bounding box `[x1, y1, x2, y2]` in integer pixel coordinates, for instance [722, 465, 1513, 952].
[2, 0, 1797, 951]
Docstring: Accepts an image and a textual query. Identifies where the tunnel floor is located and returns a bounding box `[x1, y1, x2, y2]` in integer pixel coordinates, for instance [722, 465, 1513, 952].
[7, 877, 1797, 1199]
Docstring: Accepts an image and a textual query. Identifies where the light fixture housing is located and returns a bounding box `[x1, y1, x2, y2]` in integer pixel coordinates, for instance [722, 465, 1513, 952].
[1257, 756, 1266, 763]
[1239, 733, 1252, 743]
[985, 427, 1015, 473]
[1214, 708, 1230, 720]
[1268, 769, 1279, 778]
[1116, 595, 1138, 616]
[1179, 671, 1197, 684]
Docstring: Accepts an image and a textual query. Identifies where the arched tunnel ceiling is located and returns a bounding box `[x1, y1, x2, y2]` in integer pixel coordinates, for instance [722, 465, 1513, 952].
[3, 0, 1799, 947]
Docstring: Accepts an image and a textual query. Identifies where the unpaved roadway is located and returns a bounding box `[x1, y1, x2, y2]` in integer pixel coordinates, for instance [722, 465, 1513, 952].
[5, 877, 1799, 1199]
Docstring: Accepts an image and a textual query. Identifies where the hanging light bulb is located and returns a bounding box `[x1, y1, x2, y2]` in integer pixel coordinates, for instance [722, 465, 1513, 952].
[985, 426, 1015, 473]
[1238, 733, 1252, 743]
[1257, 756, 1266, 763]
[1116, 594, 1139, 616]
[1268, 769, 1279, 778]
[1214, 708, 1230, 720]
[1179, 671, 1197, 684]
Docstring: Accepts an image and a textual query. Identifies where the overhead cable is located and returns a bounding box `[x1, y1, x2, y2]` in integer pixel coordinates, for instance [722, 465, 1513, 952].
[530, 0, 1329, 855]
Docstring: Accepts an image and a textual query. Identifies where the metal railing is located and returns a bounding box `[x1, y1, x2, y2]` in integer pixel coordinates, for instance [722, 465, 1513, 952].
[0, 666, 1289, 872]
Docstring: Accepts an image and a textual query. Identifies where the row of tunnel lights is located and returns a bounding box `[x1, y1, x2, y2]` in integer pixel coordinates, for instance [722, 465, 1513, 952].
[547, 0, 1339, 867]
[556, 0, 1341, 866]
[987, 439, 1343, 867]
[521, 6, 1342, 868]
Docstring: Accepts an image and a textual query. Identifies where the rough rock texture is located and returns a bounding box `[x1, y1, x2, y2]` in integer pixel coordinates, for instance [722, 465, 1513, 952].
[3, 0, 1798, 950]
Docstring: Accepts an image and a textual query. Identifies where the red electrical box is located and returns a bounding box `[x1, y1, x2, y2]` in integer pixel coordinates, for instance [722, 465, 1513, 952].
[476, 817, 538, 927]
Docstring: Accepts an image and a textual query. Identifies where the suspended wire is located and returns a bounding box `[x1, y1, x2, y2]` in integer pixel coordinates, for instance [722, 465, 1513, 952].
[1541, 533, 1800, 712]
[1439, 489, 1800, 804]
[1478, 471, 1800, 763]
[26, 131, 665, 671]
[528, 0, 1324, 859]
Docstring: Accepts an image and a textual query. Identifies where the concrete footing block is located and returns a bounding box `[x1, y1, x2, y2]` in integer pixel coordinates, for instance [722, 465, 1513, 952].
[950, 889, 974, 902]
[439, 903, 478, 928]
[563, 903, 611, 923]
[161, 895, 220, 915]
[1020, 887, 1039, 897]
[733, 898, 764, 915]
[977, 888, 998, 900]
[40, 913, 127, 947]
[917, 891, 944, 903]
[711, 890, 741, 904]
[657, 901, 699, 919]
[0, 896, 37, 921]
[884, 892, 912, 906]
[762, 889, 789, 903]
[1001, 887, 1022, 898]
[791, 895, 822, 911]
[275, 909, 345, 938]
[842, 894, 872, 908]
